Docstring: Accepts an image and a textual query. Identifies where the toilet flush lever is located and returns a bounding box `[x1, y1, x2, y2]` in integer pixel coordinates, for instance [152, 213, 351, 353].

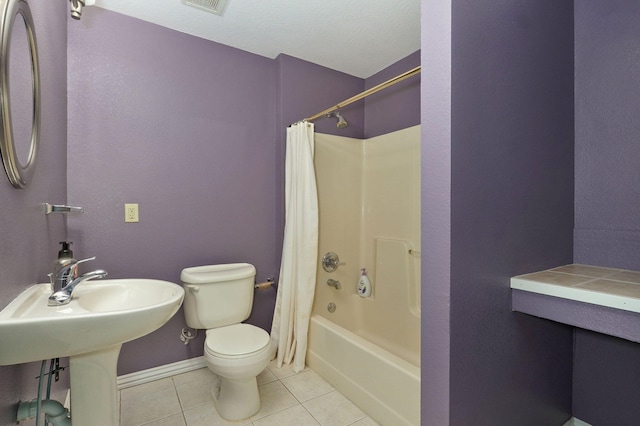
[184, 284, 199, 292]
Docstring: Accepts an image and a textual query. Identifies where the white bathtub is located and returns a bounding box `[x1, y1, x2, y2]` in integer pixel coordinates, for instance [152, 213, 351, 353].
[307, 315, 421, 426]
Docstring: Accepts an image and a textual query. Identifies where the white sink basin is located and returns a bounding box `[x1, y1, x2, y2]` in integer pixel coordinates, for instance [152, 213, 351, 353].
[0, 278, 184, 425]
[0, 279, 184, 366]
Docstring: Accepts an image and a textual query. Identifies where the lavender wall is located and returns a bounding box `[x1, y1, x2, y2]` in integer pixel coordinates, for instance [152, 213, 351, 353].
[274, 50, 421, 143]
[0, 1, 593, 424]
[67, 8, 278, 374]
[574, 1, 640, 423]
[272, 52, 421, 264]
[273, 55, 365, 261]
[275, 54, 365, 140]
[364, 50, 421, 139]
[66, 8, 420, 376]
[448, 1, 574, 424]
[574, 0, 640, 270]
[421, 1, 452, 424]
[0, 0, 69, 423]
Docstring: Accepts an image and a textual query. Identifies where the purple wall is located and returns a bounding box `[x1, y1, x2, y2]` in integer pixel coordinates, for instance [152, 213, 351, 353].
[364, 50, 421, 139]
[421, 1, 452, 424]
[0, 1, 601, 424]
[0, 0, 69, 423]
[272, 53, 421, 263]
[448, 1, 575, 424]
[273, 55, 365, 262]
[276, 54, 365, 139]
[66, 9, 420, 376]
[422, 1, 576, 424]
[64, 3, 580, 423]
[67, 8, 279, 374]
[574, 1, 640, 423]
[574, 0, 640, 270]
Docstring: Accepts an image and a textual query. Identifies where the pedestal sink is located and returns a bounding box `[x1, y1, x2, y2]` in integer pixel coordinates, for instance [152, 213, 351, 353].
[0, 279, 184, 425]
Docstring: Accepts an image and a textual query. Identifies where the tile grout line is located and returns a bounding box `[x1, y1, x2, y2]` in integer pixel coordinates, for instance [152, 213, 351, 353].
[123, 363, 375, 426]
[170, 376, 190, 426]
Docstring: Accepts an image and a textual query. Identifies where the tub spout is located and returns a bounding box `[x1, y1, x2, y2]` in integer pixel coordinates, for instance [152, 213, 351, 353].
[326, 279, 341, 290]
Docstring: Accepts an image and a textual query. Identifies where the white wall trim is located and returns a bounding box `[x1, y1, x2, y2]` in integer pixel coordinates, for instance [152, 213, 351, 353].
[117, 356, 206, 390]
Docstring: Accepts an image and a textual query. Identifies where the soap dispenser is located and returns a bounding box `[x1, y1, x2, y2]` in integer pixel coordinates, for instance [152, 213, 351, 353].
[49, 241, 76, 290]
[57, 241, 74, 260]
[357, 268, 372, 297]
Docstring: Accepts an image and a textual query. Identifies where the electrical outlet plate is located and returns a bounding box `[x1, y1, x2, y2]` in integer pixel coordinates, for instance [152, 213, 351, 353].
[125, 203, 139, 223]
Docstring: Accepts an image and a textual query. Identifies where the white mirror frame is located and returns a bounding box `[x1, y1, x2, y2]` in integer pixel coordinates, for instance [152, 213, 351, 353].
[0, 0, 40, 189]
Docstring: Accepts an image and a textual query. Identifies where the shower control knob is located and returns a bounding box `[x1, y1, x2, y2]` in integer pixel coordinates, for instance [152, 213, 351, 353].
[321, 252, 345, 273]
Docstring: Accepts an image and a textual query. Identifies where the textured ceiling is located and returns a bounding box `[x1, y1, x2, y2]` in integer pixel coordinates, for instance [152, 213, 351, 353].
[90, 0, 421, 78]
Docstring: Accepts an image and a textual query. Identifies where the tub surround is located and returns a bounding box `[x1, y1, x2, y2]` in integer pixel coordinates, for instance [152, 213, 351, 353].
[511, 264, 640, 343]
[313, 126, 421, 368]
[310, 125, 421, 424]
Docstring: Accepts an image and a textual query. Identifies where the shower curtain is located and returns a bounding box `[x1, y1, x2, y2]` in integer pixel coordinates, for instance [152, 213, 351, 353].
[270, 121, 319, 372]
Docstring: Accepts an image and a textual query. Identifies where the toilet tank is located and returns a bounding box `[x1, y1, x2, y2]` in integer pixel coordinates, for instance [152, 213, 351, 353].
[181, 263, 256, 329]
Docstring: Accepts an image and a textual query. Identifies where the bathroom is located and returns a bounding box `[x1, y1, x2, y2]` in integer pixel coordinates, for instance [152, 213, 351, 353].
[1, 0, 639, 425]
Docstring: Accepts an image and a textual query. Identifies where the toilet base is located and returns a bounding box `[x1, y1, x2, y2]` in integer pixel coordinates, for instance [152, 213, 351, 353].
[211, 374, 261, 421]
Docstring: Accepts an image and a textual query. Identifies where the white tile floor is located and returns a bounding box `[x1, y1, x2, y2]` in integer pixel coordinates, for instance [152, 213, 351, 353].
[119, 361, 380, 426]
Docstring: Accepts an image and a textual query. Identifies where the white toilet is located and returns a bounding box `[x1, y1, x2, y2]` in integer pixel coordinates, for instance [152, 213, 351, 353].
[181, 263, 274, 421]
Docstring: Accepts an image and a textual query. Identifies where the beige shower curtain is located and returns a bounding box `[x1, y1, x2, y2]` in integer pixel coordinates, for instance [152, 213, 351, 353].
[270, 121, 318, 372]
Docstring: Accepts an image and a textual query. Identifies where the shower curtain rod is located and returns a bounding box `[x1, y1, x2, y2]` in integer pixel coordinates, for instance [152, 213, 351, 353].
[302, 66, 421, 123]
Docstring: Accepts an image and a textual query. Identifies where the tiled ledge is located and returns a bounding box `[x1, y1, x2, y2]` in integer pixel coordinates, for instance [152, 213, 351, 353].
[512, 264, 640, 313]
[511, 264, 640, 343]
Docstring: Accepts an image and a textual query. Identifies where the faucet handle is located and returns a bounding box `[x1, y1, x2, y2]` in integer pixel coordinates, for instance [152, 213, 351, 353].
[321, 252, 345, 273]
[58, 256, 97, 279]
[68, 256, 97, 276]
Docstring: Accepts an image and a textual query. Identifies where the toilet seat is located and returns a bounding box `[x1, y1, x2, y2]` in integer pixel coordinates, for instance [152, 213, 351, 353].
[205, 324, 270, 359]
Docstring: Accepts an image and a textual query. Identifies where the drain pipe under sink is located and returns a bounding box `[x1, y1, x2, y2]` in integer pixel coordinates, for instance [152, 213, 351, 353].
[16, 399, 71, 426]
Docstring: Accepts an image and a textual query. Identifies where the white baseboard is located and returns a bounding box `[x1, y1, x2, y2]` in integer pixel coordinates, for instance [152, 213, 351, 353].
[563, 417, 592, 426]
[117, 356, 206, 390]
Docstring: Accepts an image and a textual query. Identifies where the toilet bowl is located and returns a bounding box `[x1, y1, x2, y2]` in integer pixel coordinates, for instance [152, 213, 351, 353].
[181, 263, 273, 421]
[203, 323, 273, 420]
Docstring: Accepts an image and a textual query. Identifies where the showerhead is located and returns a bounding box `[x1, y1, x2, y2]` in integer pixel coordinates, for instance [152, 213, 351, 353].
[326, 111, 348, 129]
[335, 112, 348, 129]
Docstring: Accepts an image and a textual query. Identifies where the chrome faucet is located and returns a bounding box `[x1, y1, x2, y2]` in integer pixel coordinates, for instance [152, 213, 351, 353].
[48, 257, 107, 306]
[49, 256, 96, 293]
[48, 269, 107, 306]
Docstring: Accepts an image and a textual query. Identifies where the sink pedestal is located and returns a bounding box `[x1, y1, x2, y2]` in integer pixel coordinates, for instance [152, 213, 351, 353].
[69, 344, 122, 425]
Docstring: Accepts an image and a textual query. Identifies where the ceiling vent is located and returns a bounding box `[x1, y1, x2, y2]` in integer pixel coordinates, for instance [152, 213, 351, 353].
[182, 0, 229, 16]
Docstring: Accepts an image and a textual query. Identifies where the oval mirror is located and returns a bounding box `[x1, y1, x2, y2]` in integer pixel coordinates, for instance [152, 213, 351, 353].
[0, 0, 40, 189]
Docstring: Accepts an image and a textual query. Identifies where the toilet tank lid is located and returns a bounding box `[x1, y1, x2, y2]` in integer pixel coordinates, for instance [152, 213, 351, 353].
[181, 263, 256, 284]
